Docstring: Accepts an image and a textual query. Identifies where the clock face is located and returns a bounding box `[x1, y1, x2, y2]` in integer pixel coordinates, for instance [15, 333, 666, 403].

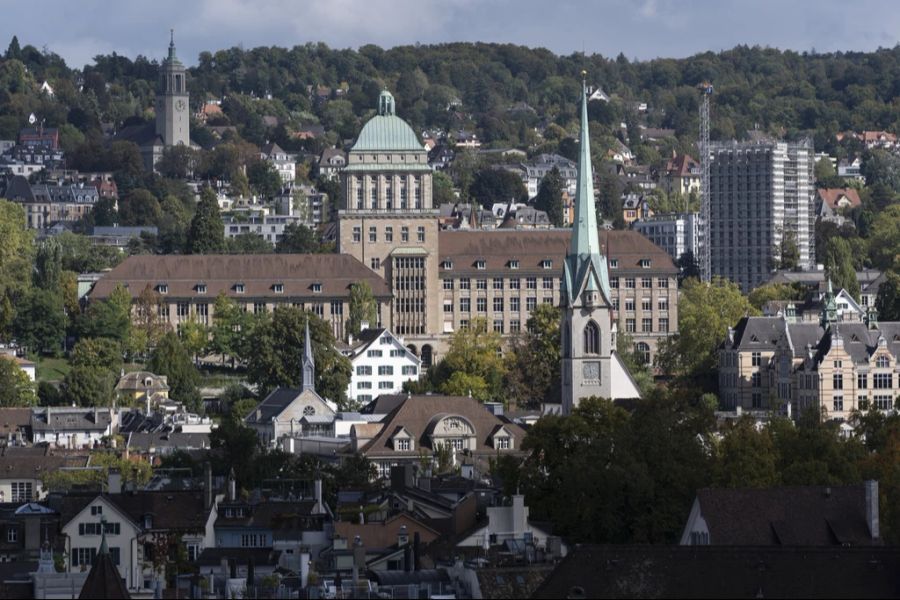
[175, 99, 186, 112]
[583, 362, 600, 380]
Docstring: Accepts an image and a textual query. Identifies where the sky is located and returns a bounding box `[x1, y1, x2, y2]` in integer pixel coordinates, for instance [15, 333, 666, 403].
[4, 0, 900, 69]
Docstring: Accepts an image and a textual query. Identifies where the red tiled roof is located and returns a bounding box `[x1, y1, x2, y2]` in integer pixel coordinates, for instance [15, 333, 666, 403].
[817, 188, 861, 210]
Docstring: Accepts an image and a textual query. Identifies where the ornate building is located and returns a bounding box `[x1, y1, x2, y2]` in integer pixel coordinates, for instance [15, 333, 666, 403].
[337, 91, 440, 342]
[560, 81, 641, 414]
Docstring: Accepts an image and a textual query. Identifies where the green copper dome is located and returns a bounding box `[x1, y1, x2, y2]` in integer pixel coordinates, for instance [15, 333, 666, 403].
[351, 90, 424, 152]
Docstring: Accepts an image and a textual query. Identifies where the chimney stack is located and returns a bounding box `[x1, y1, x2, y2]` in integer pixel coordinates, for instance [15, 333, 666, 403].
[108, 468, 122, 494]
[204, 462, 213, 509]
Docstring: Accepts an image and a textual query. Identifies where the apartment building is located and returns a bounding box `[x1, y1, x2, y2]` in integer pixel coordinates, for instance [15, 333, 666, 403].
[708, 140, 815, 292]
[632, 212, 700, 262]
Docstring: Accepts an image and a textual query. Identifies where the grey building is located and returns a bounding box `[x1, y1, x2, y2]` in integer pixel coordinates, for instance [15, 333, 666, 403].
[707, 140, 815, 292]
[632, 212, 700, 262]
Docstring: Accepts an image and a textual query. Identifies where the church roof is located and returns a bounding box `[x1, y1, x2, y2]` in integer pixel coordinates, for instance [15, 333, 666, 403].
[350, 91, 425, 153]
[78, 526, 130, 599]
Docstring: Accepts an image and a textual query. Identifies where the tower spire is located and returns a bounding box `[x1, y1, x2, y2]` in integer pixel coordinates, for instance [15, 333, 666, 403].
[570, 72, 602, 260]
[302, 318, 315, 392]
[168, 29, 177, 61]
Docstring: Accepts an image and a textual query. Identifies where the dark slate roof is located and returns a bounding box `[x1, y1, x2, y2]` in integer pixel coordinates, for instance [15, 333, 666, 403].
[126, 432, 210, 452]
[0, 408, 32, 442]
[56, 491, 211, 532]
[243, 388, 328, 425]
[729, 316, 785, 350]
[696, 484, 875, 546]
[0, 446, 90, 479]
[532, 545, 900, 599]
[214, 500, 318, 530]
[78, 544, 130, 599]
[360, 394, 407, 415]
[114, 123, 162, 148]
[196, 547, 281, 567]
[31, 407, 112, 432]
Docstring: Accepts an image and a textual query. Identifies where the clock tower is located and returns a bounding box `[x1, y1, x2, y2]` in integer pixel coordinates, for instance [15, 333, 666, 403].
[155, 30, 189, 147]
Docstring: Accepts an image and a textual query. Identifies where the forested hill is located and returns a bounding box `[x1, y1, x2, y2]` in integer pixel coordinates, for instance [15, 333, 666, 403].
[3, 36, 900, 157]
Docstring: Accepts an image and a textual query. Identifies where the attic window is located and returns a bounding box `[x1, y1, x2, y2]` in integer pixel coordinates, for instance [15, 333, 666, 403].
[475, 260, 486, 270]
[274, 283, 284, 294]
[196, 284, 207, 294]
[610, 259, 619, 269]
[312, 283, 322, 293]
[541, 259, 553, 269]
[441, 260, 453, 270]
[235, 283, 245, 294]
[509, 260, 519, 270]
[640, 259, 652, 268]
[750, 335, 758, 342]
[157, 284, 168, 294]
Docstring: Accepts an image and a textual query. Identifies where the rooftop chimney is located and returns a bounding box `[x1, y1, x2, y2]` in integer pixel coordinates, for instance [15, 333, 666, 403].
[108, 468, 122, 495]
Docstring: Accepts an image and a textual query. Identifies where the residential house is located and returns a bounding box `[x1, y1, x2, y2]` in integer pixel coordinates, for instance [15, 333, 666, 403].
[341, 328, 421, 404]
[621, 193, 653, 225]
[663, 154, 701, 196]
[457, 494, 565, 556]
[0, 408, 32, 447]
[680, 481, 880, 546]
[115, 372, 170, 407]
[0, 502, 58, 563]
[260, 142, 296, 184]
[89, 226, 158, 251]
[522, 154, 577, 199]
[817, 187, 862, 226]
[30, 407, 117, 449]
[838, 157, 865, 182]
[0, 446, 90, 502]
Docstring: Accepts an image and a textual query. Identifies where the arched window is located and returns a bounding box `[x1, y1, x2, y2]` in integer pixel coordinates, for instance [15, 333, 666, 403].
[422, 344, 434, 368]
[583, 321, 600, 355]
[635, 342, 651, 366]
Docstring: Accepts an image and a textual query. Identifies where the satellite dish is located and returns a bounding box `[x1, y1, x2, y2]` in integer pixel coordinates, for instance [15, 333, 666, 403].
[28, 113, 36, 125]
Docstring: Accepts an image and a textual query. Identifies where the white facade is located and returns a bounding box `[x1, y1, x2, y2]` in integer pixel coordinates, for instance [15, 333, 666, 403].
[708, 140, 815, 292]
[62, 497, 142, 589]
[524, 154, 577, 199]
[344, 329, 421, 404]
[632, 213, 700, 261]
[224, 214, 304, 245]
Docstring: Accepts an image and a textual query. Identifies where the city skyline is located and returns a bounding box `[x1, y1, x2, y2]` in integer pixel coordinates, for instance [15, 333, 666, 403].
[3, 0, 900, 70]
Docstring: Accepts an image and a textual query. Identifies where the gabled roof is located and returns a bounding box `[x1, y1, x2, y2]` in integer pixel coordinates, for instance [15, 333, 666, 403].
[0, 446, 90, 480]
[31, 407, 112, 433]
[694, 484, 875, 546]
[817, 187, 862, 210]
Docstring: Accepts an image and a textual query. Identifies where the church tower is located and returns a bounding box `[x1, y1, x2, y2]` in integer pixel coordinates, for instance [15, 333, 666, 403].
[155, 30, 190, 148]
[560, 77, 640, 414]
[302, 319, 316, 392]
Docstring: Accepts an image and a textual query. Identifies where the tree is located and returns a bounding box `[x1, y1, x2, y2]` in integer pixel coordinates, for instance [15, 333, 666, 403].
[748, 283, 805, 311]
[148, 332, 201, 411]
[868, 205, 900, 270]
[0, 201, 34, 339]
[247, 160, 283, 199]
[505, 303, 560, 408]
[435, 318, 505, 402]
[275, 223, 322, 254]
[533, 166, 565, 227]
[13, 289, 67, 356]
[0, 356, 36, 406]
[824, 237, 861, 300]
[156, 145, 199, 179]
[177, 319, 209, 365]
[245, 307, 352, 404]
[347, 282, 378, 338]
[77, 284, 132, 344]
[226, 233, 273, 254]
[469, 168, 527, 208]
[776, 230, 800, 271]
[186, 187, 225, 254]
[63, 365, 116, 407]
[657, 277, 758, 382]
[130, 286, 169, 358]
[118, 189, 161, 226]
[713, 417, 779, 488]
[432, 170, 456, 205]
[5, 36, 21, 60]
[71, 337, 123, 373]
[875, 271, 900, 322]
[210, 293, 248, 363]
[675, 251, 701, 285]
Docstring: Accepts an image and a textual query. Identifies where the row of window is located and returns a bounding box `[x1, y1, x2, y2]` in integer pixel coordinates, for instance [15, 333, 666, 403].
[441, 259, 554, 271]
[352, 225, 426, 244]
[446, 277, 555, 291]
[365, 349, 408, 358]
[78, 522, 121, 536]
[610, 277, 670, 289]
[356, 365, 418, 376]
[449, 296, 550, 314]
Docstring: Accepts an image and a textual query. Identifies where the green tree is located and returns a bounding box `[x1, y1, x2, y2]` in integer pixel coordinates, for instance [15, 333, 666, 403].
[657, 277, 758, 382]
[177, 318, 209, 364]
[118, 189, 161, 226]
[748, 283, 805, 311]
[13, 289, 66, 356]
[533, 166, 565, 227]
[63, 365, 116, 407]
[226, 233, 273, 254]
[156, 145, 199, 180]
[776, 230, 800, 271]
[34, 238, 63, 292]
[71, 337, 123, 373]
[247, 160, 284, 199]
[876, 271, 900, 321]
[129, 285, 169, 358]
[0, 200, 34, 339]
[868, 205, 900, 270]
[347, 282, 378, 338]
[244, 307, 352, 404]
[210, 293, 248, 363]
[77, 284, 132, 344]
[432, 170, 456, 205]
[435, 318, 505, 402]
[505, 303, 560, 408]
[469, 168, 527, 208]
[148, 332, 201, 411]
[186, 187, 225, 254]
[824, 237, 861, 300]
[275, 223, 322, 254]
[714, 417, 779, 488]
[0, 356, 36, 406]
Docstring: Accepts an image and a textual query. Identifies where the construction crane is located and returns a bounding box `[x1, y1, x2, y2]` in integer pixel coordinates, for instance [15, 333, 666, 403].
[698, 82, 713, 282]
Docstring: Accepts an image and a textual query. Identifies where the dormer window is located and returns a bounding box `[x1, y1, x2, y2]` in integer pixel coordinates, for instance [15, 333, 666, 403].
[610, 259, 619, 269]
[196, 284, 207, 294]
[441, 260, 453, 270]
[541, 259, 553, 269]
[235, 283, 245, 294]
[274, 283, 284, 294]
[509, 260, 519, 270]
[157, 284, 168, 294]
[312, 283, 322, 293]
[640, 259, 651, 268]
[475, 260, 486, 270]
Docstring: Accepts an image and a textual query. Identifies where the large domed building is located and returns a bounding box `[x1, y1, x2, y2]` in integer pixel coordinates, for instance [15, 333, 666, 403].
[337, 91, 440, 361]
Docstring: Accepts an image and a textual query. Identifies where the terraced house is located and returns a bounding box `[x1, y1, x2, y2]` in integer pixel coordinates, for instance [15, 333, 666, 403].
[719, 283, 900, 421]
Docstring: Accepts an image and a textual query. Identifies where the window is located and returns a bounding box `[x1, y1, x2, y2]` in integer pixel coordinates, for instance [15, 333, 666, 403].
[496, 437, 510, 449]
[493, 297, 504, 312]
[640, 259, 651, 268]
[460, 298, 471, 312]
[378, 381, 393, 389]
[444, 301, 453, 313]
[417, 226, 425, 243]
[610, 277, 619, 289]
[312, 303, 324, 317]
[91, 506, 103, 516]
[526, 297, 537, 311]
[752, 352, 761, 367]
[625, 278, 636, 289]
[526, 277, 537, 289]
[510, 319, 521, 333]
[658, 278, 669, 288]
[858, 373, 868, 389]
[401, 226, 409, 242]
[396, 438, 410, 451]
[641, 277, 652, 288]
[477, 298, 487, 312]
[234, 283, 245, 294]
[460, 278, 471, 290]
[443, 279, 454, 290]
[312, 283, 322, 293]
[402, 366, 417, 376]
[641, 297, 652, 311]
[509, 278, 520, 290]
[476, 279, 488, 290]
[371, 258, 381, 270]
[369, 226, 377, 242]
[510, 297, 520, 312]
[7, 527, 17, 543]
[72, 548, 97, 567]
[253, 302, 266, 314]
[625, 298, 635, 312]
[833, 372, 843, 390]
[385, 226, 393, 242]
[541, 259, 553, 269]
[390, 349, 405, 357]
[357, 365, 372, 376]
[542, 277, 553, 290]
[609, 259, 619, 269]
[196, 283, 207, 294]
[378, 366, 394, 376]
[447, 438, 465, 451]
[584, 321, 600, 354]
[157, 284, 168, 294]
[493, 278, 504, 290]
[659, 318, 669, 332]
[367, 350, 383, 358]
[642, 318, 652, 332]
[658, 297, 669, 311]
[509, 260, 519, 269]
[352, 226, 361, 242]
[874, 373, 892, 389]
[177, 302, 190, 318]
[833, 396, 844, 412]
[357, 381, 373, 389]
[493, 319, 504, 333]
[11, 481, 32, 503]
[877, 356, 890, 368]
[274, 283, 284, 294]
[752, 392, 762, 408]
[875, 395, 893, 410]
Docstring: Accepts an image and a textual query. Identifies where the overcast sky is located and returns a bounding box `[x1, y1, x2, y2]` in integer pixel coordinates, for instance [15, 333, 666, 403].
[4, 0, 900, 69]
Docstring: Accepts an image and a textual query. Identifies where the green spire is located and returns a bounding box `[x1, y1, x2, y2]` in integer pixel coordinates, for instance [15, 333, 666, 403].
[302, 318, 315, 392]
[168, 29, 177, 62]
[570, 74, 602, 259]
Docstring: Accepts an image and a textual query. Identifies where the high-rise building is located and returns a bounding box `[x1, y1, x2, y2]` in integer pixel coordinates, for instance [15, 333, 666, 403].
[560, 81, 641, 414]
[708, 140, 815, 292]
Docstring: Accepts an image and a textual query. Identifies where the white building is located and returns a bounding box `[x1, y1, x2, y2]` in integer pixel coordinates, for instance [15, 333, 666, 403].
[341, 328, 421, 404]
[523, 154, 577, 199]
[707, 139, 815, 292]
[632, 212, 700, 262]
[260, 142, 296, 183]
[224, 213, 304, 245]
[30, 407, 116, 448]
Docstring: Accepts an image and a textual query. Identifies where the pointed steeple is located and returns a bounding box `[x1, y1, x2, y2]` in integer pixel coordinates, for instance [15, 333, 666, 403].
[302, 318, 315, 392]
[570, 74, 603, 260]
[168, 29, 177, 61]
[822, 278, 837, 328]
